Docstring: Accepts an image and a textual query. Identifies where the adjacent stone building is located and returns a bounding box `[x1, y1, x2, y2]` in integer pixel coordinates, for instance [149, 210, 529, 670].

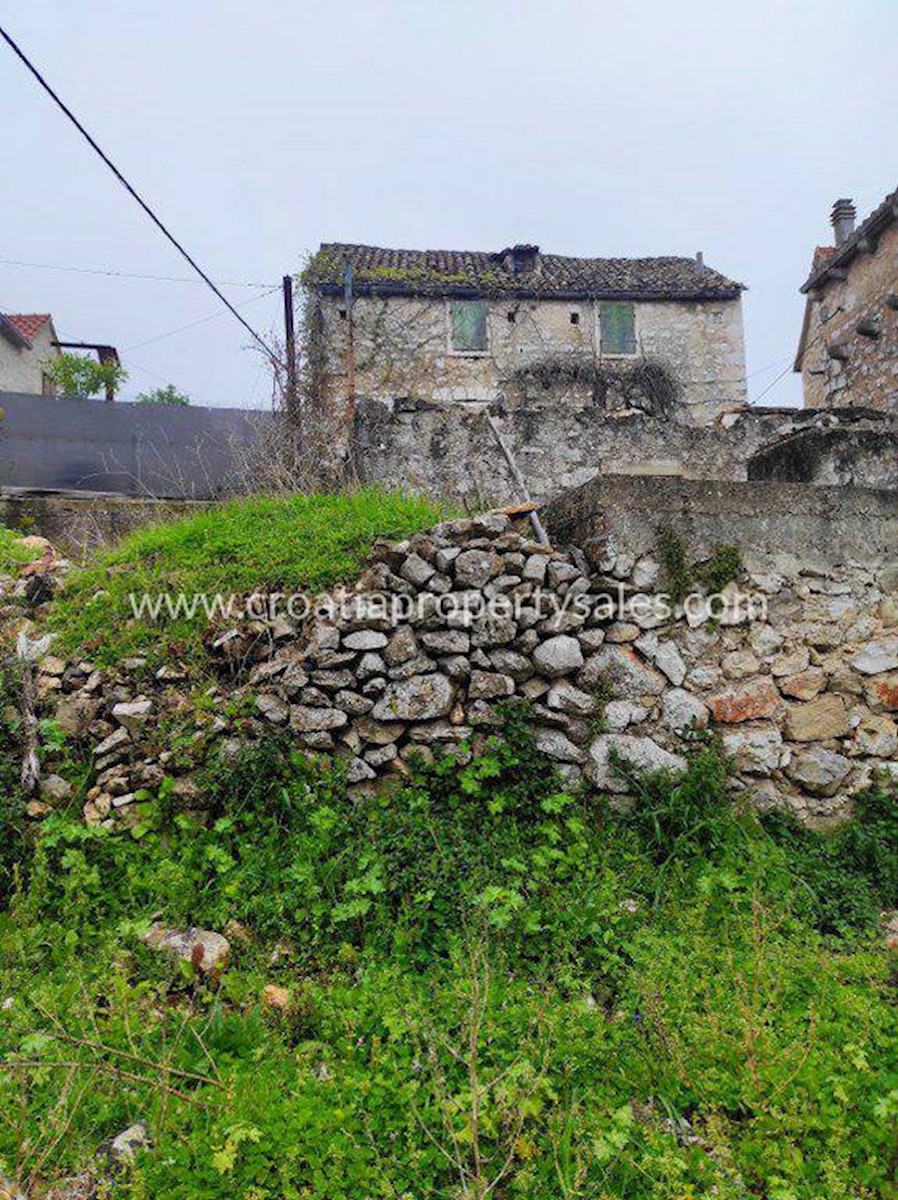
[303, 242, 747, 427]
[795, 188, 898, 410]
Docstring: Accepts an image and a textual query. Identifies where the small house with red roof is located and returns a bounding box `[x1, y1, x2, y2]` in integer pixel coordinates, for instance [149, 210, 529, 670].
[0, 312, 60, 395]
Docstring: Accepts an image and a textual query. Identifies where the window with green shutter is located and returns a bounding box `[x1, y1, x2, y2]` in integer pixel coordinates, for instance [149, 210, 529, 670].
[600, 302, 637, 355]
[450, 300, 489, 352]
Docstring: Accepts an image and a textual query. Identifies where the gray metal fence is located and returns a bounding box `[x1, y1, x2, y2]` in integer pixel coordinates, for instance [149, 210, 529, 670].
[0, 392, 273, 498]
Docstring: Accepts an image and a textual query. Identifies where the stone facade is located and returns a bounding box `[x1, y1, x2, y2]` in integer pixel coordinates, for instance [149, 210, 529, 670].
[313, 291, 747, 427]
[303, 242, 747, 433]
[796, 190, 898, 411]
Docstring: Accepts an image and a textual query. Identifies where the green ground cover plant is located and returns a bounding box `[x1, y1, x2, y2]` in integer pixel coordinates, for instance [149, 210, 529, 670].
[0, 710, 896, 1199]
[0, 498, 895, 1198]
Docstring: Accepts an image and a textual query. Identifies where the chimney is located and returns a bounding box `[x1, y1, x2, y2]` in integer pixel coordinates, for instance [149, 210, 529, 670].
[509, 244, 539, 274]
[831, 198, 856, 247]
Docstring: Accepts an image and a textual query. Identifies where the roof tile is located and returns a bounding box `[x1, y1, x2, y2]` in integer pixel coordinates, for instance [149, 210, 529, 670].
[306, 244, 744, 301]
[5, 314, 51, 342]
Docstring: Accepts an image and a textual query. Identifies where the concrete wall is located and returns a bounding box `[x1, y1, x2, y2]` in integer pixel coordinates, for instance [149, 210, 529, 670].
[799, 220, 898, 411]
[317, 291, 747, 424]
[0, 324, 58, 394]
[0, 493, 205, 556]
[544, 473, 898, 575]
[0, 392, 272, 498]
[748, 424, 898, 488]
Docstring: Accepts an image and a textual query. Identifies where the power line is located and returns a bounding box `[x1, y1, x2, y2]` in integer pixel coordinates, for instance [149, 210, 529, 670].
[0, 257, 275, 289]
[125, 287, 280, 351]
[0, 23, 282, 364]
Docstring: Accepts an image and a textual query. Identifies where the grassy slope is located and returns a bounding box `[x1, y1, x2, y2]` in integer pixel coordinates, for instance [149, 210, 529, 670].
[48, 488, 442, 665]
[0, 529, 42, 571]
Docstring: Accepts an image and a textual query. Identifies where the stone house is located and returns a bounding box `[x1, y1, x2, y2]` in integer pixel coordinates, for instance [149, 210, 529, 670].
[0, 313, 59, 394]
[303, 242, 747, 427]
[795, 187, 898, 411]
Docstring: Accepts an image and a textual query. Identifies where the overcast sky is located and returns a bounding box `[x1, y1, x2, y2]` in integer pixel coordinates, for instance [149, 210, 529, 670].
[3, 0, 896, 409]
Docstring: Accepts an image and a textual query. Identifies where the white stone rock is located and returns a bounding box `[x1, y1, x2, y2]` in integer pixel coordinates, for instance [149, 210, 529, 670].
[289, 705, 349, 732]
[634, 634, 687, 686]
[372, 674, 454, 721]
[661, 688, 709, 730]
[455, 549, 502, 589]
[110, 1122, 151, 1164]
[587, 735, 686, 792]
[144, 925, 230, 973]
[786, 746, 852, 797]
[721, 725, 783, 775]
[534, 728, 586, 764]
[532, 635, 584, 678]
[851, 638, 898, 676]
[343, 630, 389, 651]
[721, 650, 760, 681]
[602, 700, 648, 732]
[255, 693, 289, 724]
[632, 557, 660, 590]
[468, 670, 515, 700]
[111, 699, 153, 732]
[400, 553, 436, 586]
[522, 553, 550, 583]
[581, 644, 666, 699]
[547, 680, 596, 715]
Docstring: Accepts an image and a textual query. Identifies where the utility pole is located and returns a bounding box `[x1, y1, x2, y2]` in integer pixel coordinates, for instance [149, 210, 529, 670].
[343, 258, 356, 423]
[282, 275, 298, 421]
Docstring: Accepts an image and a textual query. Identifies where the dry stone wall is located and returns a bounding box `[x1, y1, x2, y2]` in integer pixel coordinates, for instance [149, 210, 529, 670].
[33, 485, 898, 830]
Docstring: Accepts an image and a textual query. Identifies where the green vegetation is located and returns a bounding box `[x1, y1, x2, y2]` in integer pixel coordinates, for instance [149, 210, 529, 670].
[0, 501, 896, 1198]
[0, 706, 896, 1198]
[43, 352, 128, 400]
[49, 488, 441, 666]
[0, 528, 41, 572]
[135, 384, 191, 406]
[656, 525, 743, 602]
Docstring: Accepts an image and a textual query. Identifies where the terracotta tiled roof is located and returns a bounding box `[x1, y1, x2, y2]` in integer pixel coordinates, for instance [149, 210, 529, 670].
[306, 243, 744, 301]
[802, 185, 898, 292]
[5, 314, 52, 342]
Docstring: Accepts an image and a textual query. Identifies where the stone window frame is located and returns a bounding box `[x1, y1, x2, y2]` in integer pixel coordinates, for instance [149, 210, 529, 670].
[597, 300, 639, 358]
[446, 299, 491, 357]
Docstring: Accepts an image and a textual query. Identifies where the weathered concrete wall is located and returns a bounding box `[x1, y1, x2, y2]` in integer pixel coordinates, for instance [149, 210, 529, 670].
[351, 396, 898, 504]
[748, 425, 898, 488]
[544, 474, 898, 574]
[0, 493, 205, 557]
[318, 291, 746, 423]
[799, 220, 898, 411]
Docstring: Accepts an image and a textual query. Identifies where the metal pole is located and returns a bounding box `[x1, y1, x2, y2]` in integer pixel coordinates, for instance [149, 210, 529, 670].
[484, 411, 550, 546]
[282, 275, 298, 421]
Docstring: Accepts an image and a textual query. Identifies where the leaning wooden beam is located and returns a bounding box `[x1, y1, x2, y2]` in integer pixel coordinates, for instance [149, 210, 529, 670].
[483, 412, 551, 547]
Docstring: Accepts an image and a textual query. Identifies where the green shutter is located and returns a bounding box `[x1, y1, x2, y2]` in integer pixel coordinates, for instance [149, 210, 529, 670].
[601, 302, 636, 355]
[451, 300, 488, 351]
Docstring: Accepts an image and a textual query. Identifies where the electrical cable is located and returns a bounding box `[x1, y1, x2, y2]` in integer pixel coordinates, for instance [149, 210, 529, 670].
[0, 23, 282, 364]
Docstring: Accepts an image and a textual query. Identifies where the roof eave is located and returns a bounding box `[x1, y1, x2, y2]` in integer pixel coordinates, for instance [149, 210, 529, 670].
[801, 192, 898, 293]
[313, 282, 744, 303]
[0, 314, 32, 350]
